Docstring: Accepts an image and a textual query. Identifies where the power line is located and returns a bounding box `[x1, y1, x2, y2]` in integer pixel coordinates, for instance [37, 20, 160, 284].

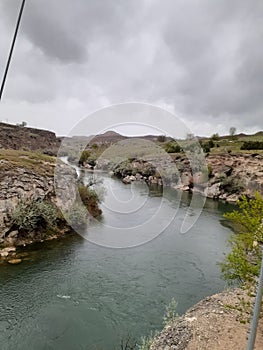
[0, 0, 26, 102]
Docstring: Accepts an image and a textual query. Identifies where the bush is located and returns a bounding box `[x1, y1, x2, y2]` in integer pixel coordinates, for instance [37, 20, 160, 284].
[163, 297, 179, 326]
[211, 133, 220, 141]
[241, 141, 263, 150]
[164, 141, 181, 153]
[202, 142, 211, 153]
[221, 192, 263, 284]
[78, 183, 102, 217]
[12, 199, 58, 232]
[79, 150, 91, 165]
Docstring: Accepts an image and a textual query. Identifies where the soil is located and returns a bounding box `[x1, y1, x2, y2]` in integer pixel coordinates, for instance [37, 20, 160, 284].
[151, 288, 263, 350]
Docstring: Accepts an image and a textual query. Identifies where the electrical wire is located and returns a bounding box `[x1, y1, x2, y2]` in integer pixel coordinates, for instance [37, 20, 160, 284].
[0, 0, 26, 101]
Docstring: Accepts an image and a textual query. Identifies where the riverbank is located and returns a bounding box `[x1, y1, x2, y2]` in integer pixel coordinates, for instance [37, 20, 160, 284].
[150, 287, 263, 350]
[0, 149, 101, 260]
[103, 153, 263, 203]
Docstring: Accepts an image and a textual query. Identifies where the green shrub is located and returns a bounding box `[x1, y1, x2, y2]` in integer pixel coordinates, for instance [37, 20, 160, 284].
[241, 141, 263, 150]
[137, 332, 157, 350]
[79, 150, 91, 165]
[164, 141, 181, 153]
[163, 297, 179, 326]
[221, 192, 263, 284]
[78, 183, 102, 218]
[12, 199, 58, 231]
[211, 133, 220, 141]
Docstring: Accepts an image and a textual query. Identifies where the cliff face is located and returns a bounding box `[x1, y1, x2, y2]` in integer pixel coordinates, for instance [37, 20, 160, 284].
[0, 150, 77, 246]
[174, 153, 263, 201]
[0, 122, 60, 155]
[204, 153, 263, 201]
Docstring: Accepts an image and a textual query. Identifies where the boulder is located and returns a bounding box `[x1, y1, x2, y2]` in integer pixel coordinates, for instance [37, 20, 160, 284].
[7, 258, 22, 265]
[205, 183, 221, 199]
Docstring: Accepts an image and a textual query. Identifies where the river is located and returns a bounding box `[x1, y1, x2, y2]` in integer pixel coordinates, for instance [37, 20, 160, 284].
[0, 172, 234, 350]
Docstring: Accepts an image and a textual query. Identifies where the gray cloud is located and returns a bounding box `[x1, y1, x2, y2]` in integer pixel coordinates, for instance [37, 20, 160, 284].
[0, 0, 262, 135]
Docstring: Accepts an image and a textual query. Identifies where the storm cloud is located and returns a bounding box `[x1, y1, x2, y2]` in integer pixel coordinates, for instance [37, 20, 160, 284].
[0, 0, 262, 136]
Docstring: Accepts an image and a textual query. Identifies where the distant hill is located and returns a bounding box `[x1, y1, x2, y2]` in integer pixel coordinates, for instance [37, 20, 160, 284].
[0, 122, 262, 156]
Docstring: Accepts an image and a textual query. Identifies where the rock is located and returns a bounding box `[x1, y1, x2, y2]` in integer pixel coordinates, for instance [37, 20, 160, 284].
[0, 154, 77, 243]
[205, 183, 221, 198]
[226, 194, 239, 202]
[0, 246, 16, 258]
[123, 176, 132, 184]
[8, 230, 19, 238]
[0, 251, 9, 258]
[7, 258, 22, 265]
[123, 175, 136, 184]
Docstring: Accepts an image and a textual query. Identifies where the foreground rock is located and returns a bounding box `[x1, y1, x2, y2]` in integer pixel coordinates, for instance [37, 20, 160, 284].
[151, 288, 263, 350]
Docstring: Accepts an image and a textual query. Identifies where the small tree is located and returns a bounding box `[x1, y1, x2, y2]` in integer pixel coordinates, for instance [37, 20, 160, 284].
[229, 126, 236, 137]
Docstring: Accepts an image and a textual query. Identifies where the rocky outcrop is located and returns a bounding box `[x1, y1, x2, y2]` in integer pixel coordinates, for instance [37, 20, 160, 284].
[0, 122, 60, 155]
[0, 150, 77, 248]
[109, 153, 263, 202]
[150, 288, 263, 350]
[206, 153, 263, 199]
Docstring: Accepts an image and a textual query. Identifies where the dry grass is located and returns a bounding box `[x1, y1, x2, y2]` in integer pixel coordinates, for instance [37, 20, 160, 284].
[0, 149, 56, 175]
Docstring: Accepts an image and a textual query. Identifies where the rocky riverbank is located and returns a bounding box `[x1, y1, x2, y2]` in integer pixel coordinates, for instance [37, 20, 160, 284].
[0, 149, 78, 260]
[150, 287, 263, 350]
[106, 153, 263, 202]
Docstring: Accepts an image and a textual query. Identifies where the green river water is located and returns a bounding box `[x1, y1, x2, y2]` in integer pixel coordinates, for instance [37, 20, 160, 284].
[0, 173, 234, 350]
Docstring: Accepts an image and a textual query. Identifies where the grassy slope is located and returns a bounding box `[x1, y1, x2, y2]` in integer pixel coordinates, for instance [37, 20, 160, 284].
[0, 149, 56, 175]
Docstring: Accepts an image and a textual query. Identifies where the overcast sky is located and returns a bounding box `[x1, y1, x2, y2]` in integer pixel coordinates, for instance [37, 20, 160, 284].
[0, 0, 262, 137]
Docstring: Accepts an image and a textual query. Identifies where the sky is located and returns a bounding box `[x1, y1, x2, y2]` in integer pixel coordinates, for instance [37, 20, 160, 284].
[0, 0, 262, 137]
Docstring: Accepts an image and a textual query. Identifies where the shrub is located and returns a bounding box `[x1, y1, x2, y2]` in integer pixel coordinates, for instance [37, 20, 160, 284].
[164, 141, 181, 153]
[79, 150, 91, 165]
[78, 183, 102, 217]
[211, 133, 220, 141]
[241, 141, 263, 150]
[163, 297, 179, 326]
[221, 192, 263, 284]
[202, 142, 211, 153]
[12, 199, 58, 232]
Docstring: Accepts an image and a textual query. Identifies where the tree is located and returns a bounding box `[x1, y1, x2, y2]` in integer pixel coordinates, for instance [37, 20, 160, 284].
[221, 192, 263, 284]
[229, 126, 236, 137]
[211, 133, 220, 141]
